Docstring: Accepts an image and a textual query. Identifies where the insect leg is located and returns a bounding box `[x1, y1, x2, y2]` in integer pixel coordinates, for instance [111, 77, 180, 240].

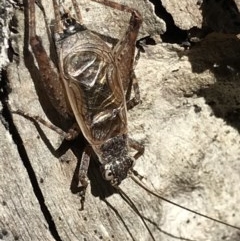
[12, 110, 80, 140]
[52, 0, 64, 35]
[71, 0, 84, 24]
[28, 0, 71, 118]
[125, 72, 141, 110]
[78, 147, 91, 209]
[125, 45, 142, 110]
[128, 138, 145, 180]
[128, 137, 144, 160]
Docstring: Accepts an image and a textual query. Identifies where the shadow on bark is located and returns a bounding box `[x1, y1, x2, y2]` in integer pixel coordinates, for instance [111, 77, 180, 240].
[178, 0, 240, 133]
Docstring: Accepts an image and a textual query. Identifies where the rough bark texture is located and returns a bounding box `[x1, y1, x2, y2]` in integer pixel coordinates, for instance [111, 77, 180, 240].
[1, 0, 240, 241]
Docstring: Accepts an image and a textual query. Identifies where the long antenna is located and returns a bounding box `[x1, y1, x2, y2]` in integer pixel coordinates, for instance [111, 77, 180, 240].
[117, 187, 156, 241]
[130, 174, 240, 231]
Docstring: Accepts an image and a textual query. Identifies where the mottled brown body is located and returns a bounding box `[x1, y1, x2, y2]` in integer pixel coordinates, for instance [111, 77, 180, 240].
[58, 30, 135, 184]
[27, 0, 143, 201]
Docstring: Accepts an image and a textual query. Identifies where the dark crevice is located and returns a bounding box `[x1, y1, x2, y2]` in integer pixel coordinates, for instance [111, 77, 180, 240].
[148, 0, 188, 44]
[0, 70, 62, 241]
[8, 14, 20, 64]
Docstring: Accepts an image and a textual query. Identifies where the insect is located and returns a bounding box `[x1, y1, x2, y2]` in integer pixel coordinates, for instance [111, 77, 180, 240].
[26, 0, 144, 204]
[13, 0, 240, 239]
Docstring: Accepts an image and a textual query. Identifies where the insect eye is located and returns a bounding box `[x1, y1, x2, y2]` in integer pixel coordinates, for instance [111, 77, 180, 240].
[104, 169, 114, 181]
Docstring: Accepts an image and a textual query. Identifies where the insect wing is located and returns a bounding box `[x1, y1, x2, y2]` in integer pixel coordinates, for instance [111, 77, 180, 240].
[63, 49, 128, 145]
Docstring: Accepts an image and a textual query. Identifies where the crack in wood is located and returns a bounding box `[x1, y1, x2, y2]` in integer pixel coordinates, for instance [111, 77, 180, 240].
[0, 69, 63, 241]
[148, 0, 188, 43]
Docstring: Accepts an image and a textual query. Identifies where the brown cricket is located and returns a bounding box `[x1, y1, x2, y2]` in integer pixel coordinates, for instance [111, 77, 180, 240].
[28, 0, 144, 197]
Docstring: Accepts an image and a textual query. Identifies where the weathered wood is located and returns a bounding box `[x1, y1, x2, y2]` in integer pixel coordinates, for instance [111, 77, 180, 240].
[0, 105, 56, 241]
[162, 0, 240, 33]
[2, 0, 240, 241]
[161, 0, 202, 29]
